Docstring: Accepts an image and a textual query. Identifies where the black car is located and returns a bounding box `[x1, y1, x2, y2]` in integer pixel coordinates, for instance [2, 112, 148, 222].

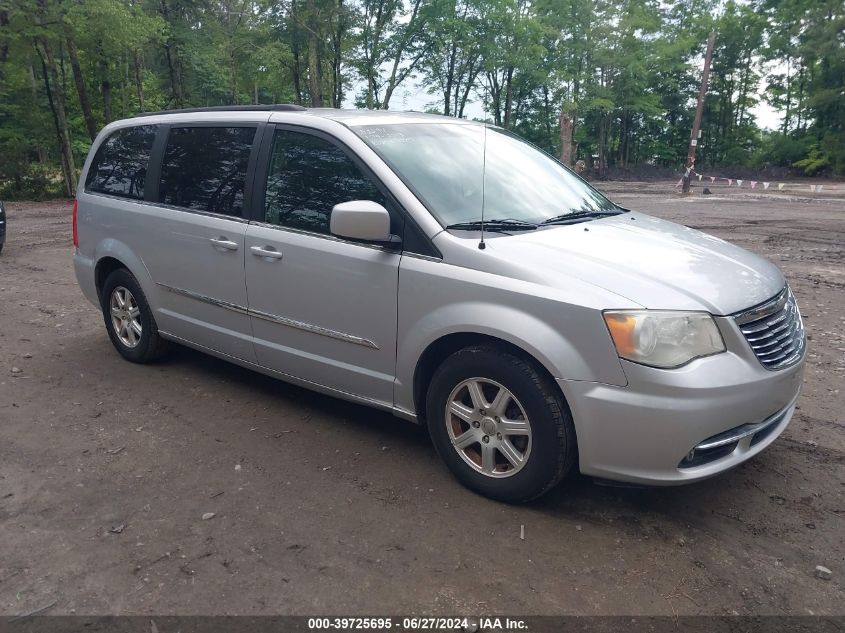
[0, 201, 6, 254]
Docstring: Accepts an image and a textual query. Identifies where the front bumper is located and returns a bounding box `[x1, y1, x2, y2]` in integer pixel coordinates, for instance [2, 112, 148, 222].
[559, 316, 806, 485]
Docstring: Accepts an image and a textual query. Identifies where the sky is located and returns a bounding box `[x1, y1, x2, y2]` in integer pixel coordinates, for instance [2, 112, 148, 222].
[751, 100, 781, 130]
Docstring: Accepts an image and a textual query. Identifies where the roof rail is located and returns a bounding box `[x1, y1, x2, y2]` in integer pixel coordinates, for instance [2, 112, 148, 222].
[133, 104, 307, 118]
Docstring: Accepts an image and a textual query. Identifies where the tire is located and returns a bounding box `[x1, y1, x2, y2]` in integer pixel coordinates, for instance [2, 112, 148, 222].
[100, 268, 168, 363]
[426, 344, 576, 503]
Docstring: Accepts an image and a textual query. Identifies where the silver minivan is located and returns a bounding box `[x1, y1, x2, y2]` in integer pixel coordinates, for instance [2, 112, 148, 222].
[73, 106, 806, 502]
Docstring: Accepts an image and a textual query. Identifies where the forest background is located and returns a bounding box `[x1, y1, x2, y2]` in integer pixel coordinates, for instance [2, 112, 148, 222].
[0, 0, 843, 198]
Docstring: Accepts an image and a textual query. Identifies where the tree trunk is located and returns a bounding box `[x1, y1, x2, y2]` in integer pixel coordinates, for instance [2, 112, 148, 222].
[559, 109, 574, 166]
[306, 0, 323, 107]
[292, 50, 303, 104]
[159, 0, 184, 107]
[796, 67, 804, 132]
[66, 36, 97, 141]
[542, 85, 551, 141]
[292, 46, 303, 104]
[230, 50, 238, 104]
[782, 59, 791, 135]
[502, 67, 514, 128]
[363, 0, 388, 108]
[0, 9, 9, 63]
[598, 113, 609, 179]
[92, 41, 113, 123]
[163, 42, 183, 107]
[289, 0, 303, 104]
[133, 50, 145, 111]
[488, 72, 502, 126]
[457, 57, 478, 118]
[330, 0, 346, 108]
[443, 41, 457, 116]
[381, 0, 423, 110]
[101, 77, 112, 122]
[34, 37, 76, 196]
[122, 53, 129, 118]
[618, 109, 628, 167]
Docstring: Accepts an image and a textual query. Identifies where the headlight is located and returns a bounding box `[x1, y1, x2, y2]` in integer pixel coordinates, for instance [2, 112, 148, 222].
[603, 311, 725, 368]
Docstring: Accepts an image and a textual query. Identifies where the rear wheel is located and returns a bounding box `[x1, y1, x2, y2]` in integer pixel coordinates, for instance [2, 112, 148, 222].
[426, 345, 576, 502]
[100, 268, 168, 363]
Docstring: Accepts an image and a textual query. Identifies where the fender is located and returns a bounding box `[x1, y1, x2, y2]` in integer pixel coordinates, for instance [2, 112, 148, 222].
[93, 238, 159, 308]
[394, 290, 630, 415]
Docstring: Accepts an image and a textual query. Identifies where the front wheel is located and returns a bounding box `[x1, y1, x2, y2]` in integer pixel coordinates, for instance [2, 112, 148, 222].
[426, 345, 577, 503]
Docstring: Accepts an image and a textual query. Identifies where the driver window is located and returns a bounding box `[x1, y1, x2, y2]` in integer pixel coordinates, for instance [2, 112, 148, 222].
[265, 129, 389, 235]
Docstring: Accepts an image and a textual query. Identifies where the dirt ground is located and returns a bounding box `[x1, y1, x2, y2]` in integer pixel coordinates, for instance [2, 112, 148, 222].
[0, 182, 843, 617]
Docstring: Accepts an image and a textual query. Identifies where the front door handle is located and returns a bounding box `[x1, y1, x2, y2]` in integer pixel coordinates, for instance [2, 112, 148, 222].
[250, 245, 283, 260]
[210, 237, 239, 251]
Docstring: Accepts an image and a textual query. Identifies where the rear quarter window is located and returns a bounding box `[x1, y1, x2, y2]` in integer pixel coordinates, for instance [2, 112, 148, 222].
[85, 125, 157, 200]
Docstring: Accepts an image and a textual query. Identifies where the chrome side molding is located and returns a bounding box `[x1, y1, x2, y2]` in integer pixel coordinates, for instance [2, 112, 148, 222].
[249, 308, 380, 349]
[157, 283, 379, 350]
[158, 283, 249, 315]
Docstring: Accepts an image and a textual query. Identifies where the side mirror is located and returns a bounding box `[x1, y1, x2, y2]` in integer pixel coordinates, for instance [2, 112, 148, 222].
[330, 200, 395, 243]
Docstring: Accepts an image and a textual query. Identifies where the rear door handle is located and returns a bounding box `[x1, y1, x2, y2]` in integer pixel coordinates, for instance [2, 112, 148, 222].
[250, 245, 283, 260]
[210, 237, 239, 251]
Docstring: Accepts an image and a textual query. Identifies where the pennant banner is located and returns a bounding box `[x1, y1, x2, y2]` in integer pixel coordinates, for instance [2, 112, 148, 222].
[685, 171, 839, 193]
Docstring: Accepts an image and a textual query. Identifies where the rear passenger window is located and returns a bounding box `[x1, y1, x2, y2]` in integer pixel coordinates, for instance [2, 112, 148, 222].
[86, 125, 157, 199]
[158, 126, 255, 217]
[265, 129, 387, 234]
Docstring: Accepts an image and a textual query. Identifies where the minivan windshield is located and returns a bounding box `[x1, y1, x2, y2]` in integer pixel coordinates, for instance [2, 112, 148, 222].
[354, 122, 620, 229]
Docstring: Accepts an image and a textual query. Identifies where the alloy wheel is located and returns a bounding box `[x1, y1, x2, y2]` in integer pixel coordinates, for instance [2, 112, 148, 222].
[444, 377, 533, 478]
[110, 286, 142, 348]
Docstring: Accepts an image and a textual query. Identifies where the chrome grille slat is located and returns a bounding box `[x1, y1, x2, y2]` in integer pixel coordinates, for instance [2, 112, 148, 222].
[750, 326, 795, 350]
[745, 319, 792, 342]
[741, 310, 790, 334]
[770, 351, 802, 370]
[757, 343, 788, 358]
[734, 287, 805, 371]
[750, 324, 800, 351]
[775, 338, 801, 358]
[760, 340, 800, 363]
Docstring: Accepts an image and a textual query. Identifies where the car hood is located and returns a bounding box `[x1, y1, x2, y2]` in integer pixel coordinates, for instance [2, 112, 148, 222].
[478, 213, 785, 315]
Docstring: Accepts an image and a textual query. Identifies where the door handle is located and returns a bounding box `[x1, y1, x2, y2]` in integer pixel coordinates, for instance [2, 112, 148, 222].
[250, 245, 283, 260]
[210, 237, 239, 251]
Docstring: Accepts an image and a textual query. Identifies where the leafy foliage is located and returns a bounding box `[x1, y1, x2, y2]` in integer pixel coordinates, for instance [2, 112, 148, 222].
[0, 0, 842, 198]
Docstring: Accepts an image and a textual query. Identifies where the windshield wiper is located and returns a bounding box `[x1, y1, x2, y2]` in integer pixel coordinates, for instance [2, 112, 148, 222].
[540, 209, 622, 226]
[446, 218, 539, 232]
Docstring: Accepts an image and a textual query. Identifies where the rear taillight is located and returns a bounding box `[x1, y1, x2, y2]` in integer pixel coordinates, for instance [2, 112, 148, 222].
[72, 199, 79, 247]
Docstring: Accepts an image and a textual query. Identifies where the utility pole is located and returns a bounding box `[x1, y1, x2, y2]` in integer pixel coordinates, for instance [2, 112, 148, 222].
[682, 31, 716, 194]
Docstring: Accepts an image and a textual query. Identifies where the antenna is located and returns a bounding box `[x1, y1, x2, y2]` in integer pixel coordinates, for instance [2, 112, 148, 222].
[479, 83, 489, 250]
